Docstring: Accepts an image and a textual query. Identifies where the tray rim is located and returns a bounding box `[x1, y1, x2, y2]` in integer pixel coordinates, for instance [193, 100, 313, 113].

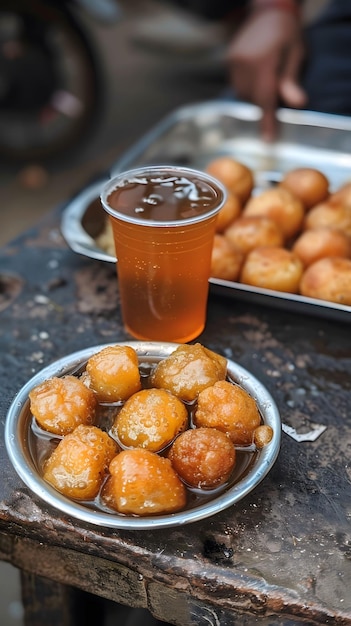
[111, 99, 351, 176]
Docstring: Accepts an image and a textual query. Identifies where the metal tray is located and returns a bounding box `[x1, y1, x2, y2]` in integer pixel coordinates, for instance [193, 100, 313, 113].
[61, 100, 351, 322]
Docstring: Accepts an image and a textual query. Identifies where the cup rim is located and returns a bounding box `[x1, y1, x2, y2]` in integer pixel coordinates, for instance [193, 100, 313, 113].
[100, 165, 227, 227]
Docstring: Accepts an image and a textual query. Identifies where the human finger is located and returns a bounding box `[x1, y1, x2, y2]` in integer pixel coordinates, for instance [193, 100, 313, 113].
[253, 62, 280, 141]
[279, 40, 307, 108]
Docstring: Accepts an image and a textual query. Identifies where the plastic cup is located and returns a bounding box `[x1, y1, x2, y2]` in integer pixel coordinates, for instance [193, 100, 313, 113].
[100, 165, 227, 342]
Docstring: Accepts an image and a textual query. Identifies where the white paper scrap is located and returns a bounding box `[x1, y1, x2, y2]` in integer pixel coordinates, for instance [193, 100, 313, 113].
[282, 422, 327, 442]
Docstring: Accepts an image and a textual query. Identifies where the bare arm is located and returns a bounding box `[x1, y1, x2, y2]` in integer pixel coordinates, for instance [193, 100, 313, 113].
[226, 0, 307, 140]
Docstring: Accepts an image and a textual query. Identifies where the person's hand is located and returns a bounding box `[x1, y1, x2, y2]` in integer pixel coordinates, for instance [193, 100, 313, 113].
[226, 7, 307, 141]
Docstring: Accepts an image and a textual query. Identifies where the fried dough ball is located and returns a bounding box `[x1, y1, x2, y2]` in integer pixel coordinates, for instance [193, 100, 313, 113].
[211, 234, 244, 281]
[86, 345, 141, 403]
[43, 425, 118, 500]
[243, 187, 305, 239]
[299, 257, 351, 305]
[224, 215, 284, 256]
[102, 449, 186, 515]
[150, 343, 227, 402]
[168, 427, 236, 489]
[194, 380, 261, 446]
[29, 375, 97, 436]
[96, 218, 114, 257]
[240, 246, 304, 293]
[329, 181, 351, 207]
[215, 190, 242, 232]
[111, 388, 188, 452]
[280, 167, 329, 210]
[206, 156, 254, 204]
[292, 227, 351, 267]
[304, 200, 351, 237]
[254, 425, 274, 448]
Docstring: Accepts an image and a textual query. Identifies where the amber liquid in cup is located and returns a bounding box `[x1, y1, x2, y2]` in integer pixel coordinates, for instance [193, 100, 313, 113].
[101, 166, 226, 342]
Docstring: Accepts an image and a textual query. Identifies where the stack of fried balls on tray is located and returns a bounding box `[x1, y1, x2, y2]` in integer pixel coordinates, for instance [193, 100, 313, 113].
[28, 343, 273, 517]
[207, 156, 351, 306]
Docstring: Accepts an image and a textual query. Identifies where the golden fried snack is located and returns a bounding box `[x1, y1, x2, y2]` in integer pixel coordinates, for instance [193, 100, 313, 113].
[43, 425, 118, 500]
[328, 181, 351, 207]
[211, 234, 244, 281]
[280, 167, 329, 210]
[243, 187, 305, 239]
[206, 156, 254, 204]
[102, 449, 186, 515]
[303, 201, 351, 237]
[86, 345, 141, 403]
[96, 218, 115, 256]
[111, 388, 188, 452]
[215, 190, 242, 232]
[292, 228, 351, 267]
[194, 380, 261, 446]
[29, 375, 97, 436]
[224, 215, 284, 256]
[299, 257, 351, 305]
[240, 246, 304, 293]
[168, 427, 236, 489]
[253, 425, 274, 448]
[150, 343, 227, 402]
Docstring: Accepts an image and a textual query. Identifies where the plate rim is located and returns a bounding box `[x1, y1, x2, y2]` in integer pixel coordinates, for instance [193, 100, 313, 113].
[5, 341, 281, 530]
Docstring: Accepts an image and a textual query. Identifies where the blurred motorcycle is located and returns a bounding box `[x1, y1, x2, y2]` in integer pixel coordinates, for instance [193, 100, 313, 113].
[0, 0, 120, 165]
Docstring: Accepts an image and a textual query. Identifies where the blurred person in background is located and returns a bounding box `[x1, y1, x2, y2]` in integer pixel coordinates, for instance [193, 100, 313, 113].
[226, 0, 351, 139]
[138, 0, 351, 140]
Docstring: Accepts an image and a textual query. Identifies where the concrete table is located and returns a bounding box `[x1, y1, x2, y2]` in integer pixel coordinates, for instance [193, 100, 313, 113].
[0, 206, 350, 625]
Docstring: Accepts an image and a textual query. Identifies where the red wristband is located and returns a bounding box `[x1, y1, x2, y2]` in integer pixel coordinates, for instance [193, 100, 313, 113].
[250, 0, 301, 19]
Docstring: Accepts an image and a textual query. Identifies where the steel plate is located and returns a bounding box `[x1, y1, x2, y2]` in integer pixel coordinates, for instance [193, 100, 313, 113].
[5, 341, 281, 530]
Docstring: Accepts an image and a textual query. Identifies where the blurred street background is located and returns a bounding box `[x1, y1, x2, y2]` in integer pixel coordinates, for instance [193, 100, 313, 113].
[0, 0, 229, 246]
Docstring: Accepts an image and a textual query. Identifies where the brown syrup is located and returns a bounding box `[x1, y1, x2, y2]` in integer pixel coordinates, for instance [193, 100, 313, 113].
[28, 357, 261, 517]
[107, 173, 221, 222]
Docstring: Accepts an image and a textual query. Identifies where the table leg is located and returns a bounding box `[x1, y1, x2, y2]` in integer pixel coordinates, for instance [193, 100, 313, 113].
[20, 571, 103, 626]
